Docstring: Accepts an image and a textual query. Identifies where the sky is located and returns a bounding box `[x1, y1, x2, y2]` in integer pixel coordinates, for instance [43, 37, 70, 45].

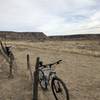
[0, 0, 100, 36]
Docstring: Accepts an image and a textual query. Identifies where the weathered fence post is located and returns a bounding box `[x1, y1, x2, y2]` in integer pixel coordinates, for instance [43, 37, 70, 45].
[27, 54, 30, 70]
[33, 57, 40, 100]
[8, 56, 13, 78]
[27, 54, 33, 80]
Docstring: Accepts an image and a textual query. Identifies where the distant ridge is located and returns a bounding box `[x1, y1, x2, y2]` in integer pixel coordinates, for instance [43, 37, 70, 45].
[0, 31, 47, 41]
[48, 34, 100, 41]
[0, 31, 100, 41]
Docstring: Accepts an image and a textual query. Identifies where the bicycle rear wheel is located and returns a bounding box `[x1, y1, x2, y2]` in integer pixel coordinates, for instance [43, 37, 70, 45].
[51, 77, 69, 100]
[38, 69, 47, 90]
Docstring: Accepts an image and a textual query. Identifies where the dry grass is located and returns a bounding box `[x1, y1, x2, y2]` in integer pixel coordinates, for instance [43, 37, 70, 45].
[0, 40, 100, 100]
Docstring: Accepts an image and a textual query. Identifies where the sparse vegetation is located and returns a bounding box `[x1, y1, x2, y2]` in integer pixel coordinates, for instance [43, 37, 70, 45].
[0, 39, 100, 100]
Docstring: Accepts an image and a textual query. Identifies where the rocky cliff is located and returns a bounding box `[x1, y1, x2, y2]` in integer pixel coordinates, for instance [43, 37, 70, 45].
[0, 31, 47, 41]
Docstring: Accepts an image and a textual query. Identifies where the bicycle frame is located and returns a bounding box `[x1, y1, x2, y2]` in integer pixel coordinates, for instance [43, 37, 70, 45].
[39, 65, 57, 86]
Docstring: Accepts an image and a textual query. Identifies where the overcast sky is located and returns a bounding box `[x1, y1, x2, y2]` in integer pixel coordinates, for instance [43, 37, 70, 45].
[0, 0, 100, 36]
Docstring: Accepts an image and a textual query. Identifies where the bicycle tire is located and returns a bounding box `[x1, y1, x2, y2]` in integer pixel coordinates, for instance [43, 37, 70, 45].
[51, 77, 69, 100]
[38, 69, 48, 90]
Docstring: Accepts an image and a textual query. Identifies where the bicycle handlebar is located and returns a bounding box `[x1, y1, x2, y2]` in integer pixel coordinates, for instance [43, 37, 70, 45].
[39, 60, 62, 68]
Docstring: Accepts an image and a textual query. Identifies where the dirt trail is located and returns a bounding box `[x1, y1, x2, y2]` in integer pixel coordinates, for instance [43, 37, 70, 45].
[0, 41, 100, 100]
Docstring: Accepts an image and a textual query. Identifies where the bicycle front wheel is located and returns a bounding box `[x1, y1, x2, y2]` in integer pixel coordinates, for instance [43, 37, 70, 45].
[38, 69, 47, 90]
[51, 77, 69, 100]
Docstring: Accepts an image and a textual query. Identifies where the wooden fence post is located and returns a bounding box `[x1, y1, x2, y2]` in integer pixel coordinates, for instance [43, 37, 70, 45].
[27, 54, 30, 70]
[27, 54, 33, 80]
[33, 57, 40, 100]
[8, 57, 13, 78]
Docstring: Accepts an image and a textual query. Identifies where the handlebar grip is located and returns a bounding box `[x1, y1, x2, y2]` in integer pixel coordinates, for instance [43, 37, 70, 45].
[58, 60, 62, 62]
[56, 60, 62, 64]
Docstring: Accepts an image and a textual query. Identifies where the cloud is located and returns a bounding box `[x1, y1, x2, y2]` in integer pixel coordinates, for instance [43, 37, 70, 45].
[0, 0, 100, 35]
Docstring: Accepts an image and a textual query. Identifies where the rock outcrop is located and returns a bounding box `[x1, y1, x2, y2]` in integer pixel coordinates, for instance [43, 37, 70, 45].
[0, 31, 47, 41]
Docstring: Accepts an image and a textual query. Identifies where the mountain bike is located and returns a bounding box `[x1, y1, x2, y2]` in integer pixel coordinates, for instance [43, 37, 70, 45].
[38, 60, 69, 100]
